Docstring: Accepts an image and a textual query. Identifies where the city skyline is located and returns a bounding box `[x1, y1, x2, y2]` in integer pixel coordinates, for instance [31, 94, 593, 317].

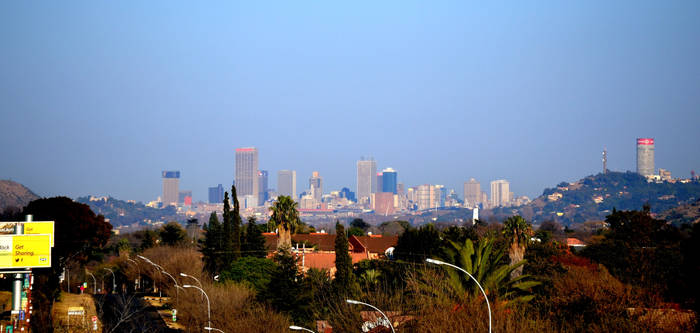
[2, 2, 699, 203]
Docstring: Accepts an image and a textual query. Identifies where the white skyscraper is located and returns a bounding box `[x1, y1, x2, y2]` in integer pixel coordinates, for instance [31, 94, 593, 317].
[490, 180, 511, 207]
[235, 147, 259, 204]
[356, 158, 377, 202]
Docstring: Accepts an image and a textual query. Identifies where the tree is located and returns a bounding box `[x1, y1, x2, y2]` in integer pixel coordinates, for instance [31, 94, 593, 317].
[22, 197, 112, 332]
[264, 245, 311, 324]
[394, 223, 442, 262]
[437, 237, 540, 302]
[350, 218, 370, 231]
[242, 216, 267, 258]
[333, 222, 358, 296]
[231, 185, 242, 260]
[502, 215, 533, 278]
[159, 222, 186, 246]
[220, 256, 277, 293]
[269, 196, 301, 249]
[140, 229, 157, 251]
[222, 191, 234, 264]
[202, 212, 223, 274]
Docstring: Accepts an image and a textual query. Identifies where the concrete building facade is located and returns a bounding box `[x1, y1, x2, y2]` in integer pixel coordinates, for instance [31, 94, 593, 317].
[636, 138, 655, 177]
[235, 147, 259, 203]
[161, 171, 180, 207]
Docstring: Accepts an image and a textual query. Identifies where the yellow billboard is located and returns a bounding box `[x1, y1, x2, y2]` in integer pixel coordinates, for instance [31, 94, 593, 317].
[0, 221, 55, 247]
[0, 234, 52, 269]
[24, 222, 55, 247]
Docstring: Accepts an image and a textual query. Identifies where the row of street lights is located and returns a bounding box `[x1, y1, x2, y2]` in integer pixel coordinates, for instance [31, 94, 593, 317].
[125, 255, 489, 333]
[289, 258, 491, 333]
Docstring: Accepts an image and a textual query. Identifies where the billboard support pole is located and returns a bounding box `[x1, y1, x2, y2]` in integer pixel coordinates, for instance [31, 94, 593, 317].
[13, 215, 30, 311]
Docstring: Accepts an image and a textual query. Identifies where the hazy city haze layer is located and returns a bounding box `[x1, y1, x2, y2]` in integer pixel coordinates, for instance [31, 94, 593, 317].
[1, 1, 699, 202]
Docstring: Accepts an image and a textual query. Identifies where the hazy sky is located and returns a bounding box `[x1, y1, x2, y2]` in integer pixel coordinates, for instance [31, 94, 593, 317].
[2, 1, 699, 203]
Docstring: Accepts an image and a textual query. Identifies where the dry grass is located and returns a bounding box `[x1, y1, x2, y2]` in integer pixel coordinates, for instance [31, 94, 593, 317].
[51, 293, 101, 332]
[138, 246, 290, 332]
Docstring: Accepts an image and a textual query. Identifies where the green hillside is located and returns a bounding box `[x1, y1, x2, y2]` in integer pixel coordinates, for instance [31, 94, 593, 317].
[501, 171, 700, 225]
[76, 196, 180, 227]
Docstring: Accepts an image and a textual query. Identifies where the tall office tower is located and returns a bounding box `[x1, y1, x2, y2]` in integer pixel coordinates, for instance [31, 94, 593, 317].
[235, 147, 259, 203]
[397, 183, 405, 195]
[161, 171, 180, 207]
[417, 184, 439, 211]
[490, 180, 511, 207]
[376, 173, 383, 192]
[208, 184, 224, 204]
[309, 171, 323, 203]
[356, 159, 377, 201]
[464, 178, 481, 208]
[381, 168, 398, 194]
[277, 170, 297, 198]
[636, 138, 655, 177]
[258, 170, 269, 203]
[435, 185, 446, 207]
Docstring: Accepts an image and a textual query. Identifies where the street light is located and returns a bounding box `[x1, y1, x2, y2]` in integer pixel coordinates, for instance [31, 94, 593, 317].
[204, 327, 225, 333]
[180, 272, 203, 289]
[127, 258, 140, 291]
[346, 299, 395, 333]
[289, 325, 316, 333]
[183, 284, 211, 330]
[426, 258, 492, 333]
[138, 255, 163, 297]
[86, 271, 97, 294]
[102, 268, 116, 294]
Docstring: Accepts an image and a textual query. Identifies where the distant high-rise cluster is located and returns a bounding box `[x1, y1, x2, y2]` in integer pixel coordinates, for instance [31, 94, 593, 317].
[161, 171, 180, 207]
[309, 171, 323, 203]
[636, 138, 655, 177]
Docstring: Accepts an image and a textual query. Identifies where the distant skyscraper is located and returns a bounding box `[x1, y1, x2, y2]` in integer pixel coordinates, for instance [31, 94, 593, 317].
[339, 187, 356, 202]
[208, 184, 224, 204]
[490, 180, 510, 207]
[235, 147, 259, 202]
[277, 170, 297, 198]
[309, 171, 323, 203]
[464, 178, 481, 208]
[636, 138, 655, 177]
[417, 184, 440, 211]
[382, 168, 397, 194]
[356, 159, 377, 201]
[376, 173, 383, 193]
[161, 171, 180, 207]
[178, 190, 192, 204]
[258, 170, 269, 203]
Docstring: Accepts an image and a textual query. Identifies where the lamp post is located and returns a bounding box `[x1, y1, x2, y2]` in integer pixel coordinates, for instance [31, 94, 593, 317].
[86, 271, 97, 294]
[102, 268, 116, 294]
[179, 272, 203, 289]
[289, 325, 316, 333]
[127, 258, 140, 291]
[204, 327, 225, 333]
[346, 299, 395, 333]
[138, 255, 163, 297]
[183, 284, 211, 330]
[426, 258, 491, 333]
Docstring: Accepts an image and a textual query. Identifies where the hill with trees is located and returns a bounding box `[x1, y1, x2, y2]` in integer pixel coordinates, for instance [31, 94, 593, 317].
[495, 171, 700, 225]
[76, 196, 179, 227]
[0, 179, 40, 212]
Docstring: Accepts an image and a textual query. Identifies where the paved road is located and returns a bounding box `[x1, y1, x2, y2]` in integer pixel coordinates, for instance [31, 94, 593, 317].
[95, 293, 179, 333]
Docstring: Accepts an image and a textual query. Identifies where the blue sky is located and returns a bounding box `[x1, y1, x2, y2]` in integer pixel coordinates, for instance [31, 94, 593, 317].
[1, 1, 699, 202]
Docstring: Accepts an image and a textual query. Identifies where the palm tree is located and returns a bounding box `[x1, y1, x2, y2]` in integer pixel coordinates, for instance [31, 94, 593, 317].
[502, 215, 533, 279]
[269, 195, 301, 249]
[436, 237, 539, 303]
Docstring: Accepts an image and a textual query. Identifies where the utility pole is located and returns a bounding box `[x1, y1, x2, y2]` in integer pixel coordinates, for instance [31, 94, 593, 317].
[12, 216, 29, 312]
